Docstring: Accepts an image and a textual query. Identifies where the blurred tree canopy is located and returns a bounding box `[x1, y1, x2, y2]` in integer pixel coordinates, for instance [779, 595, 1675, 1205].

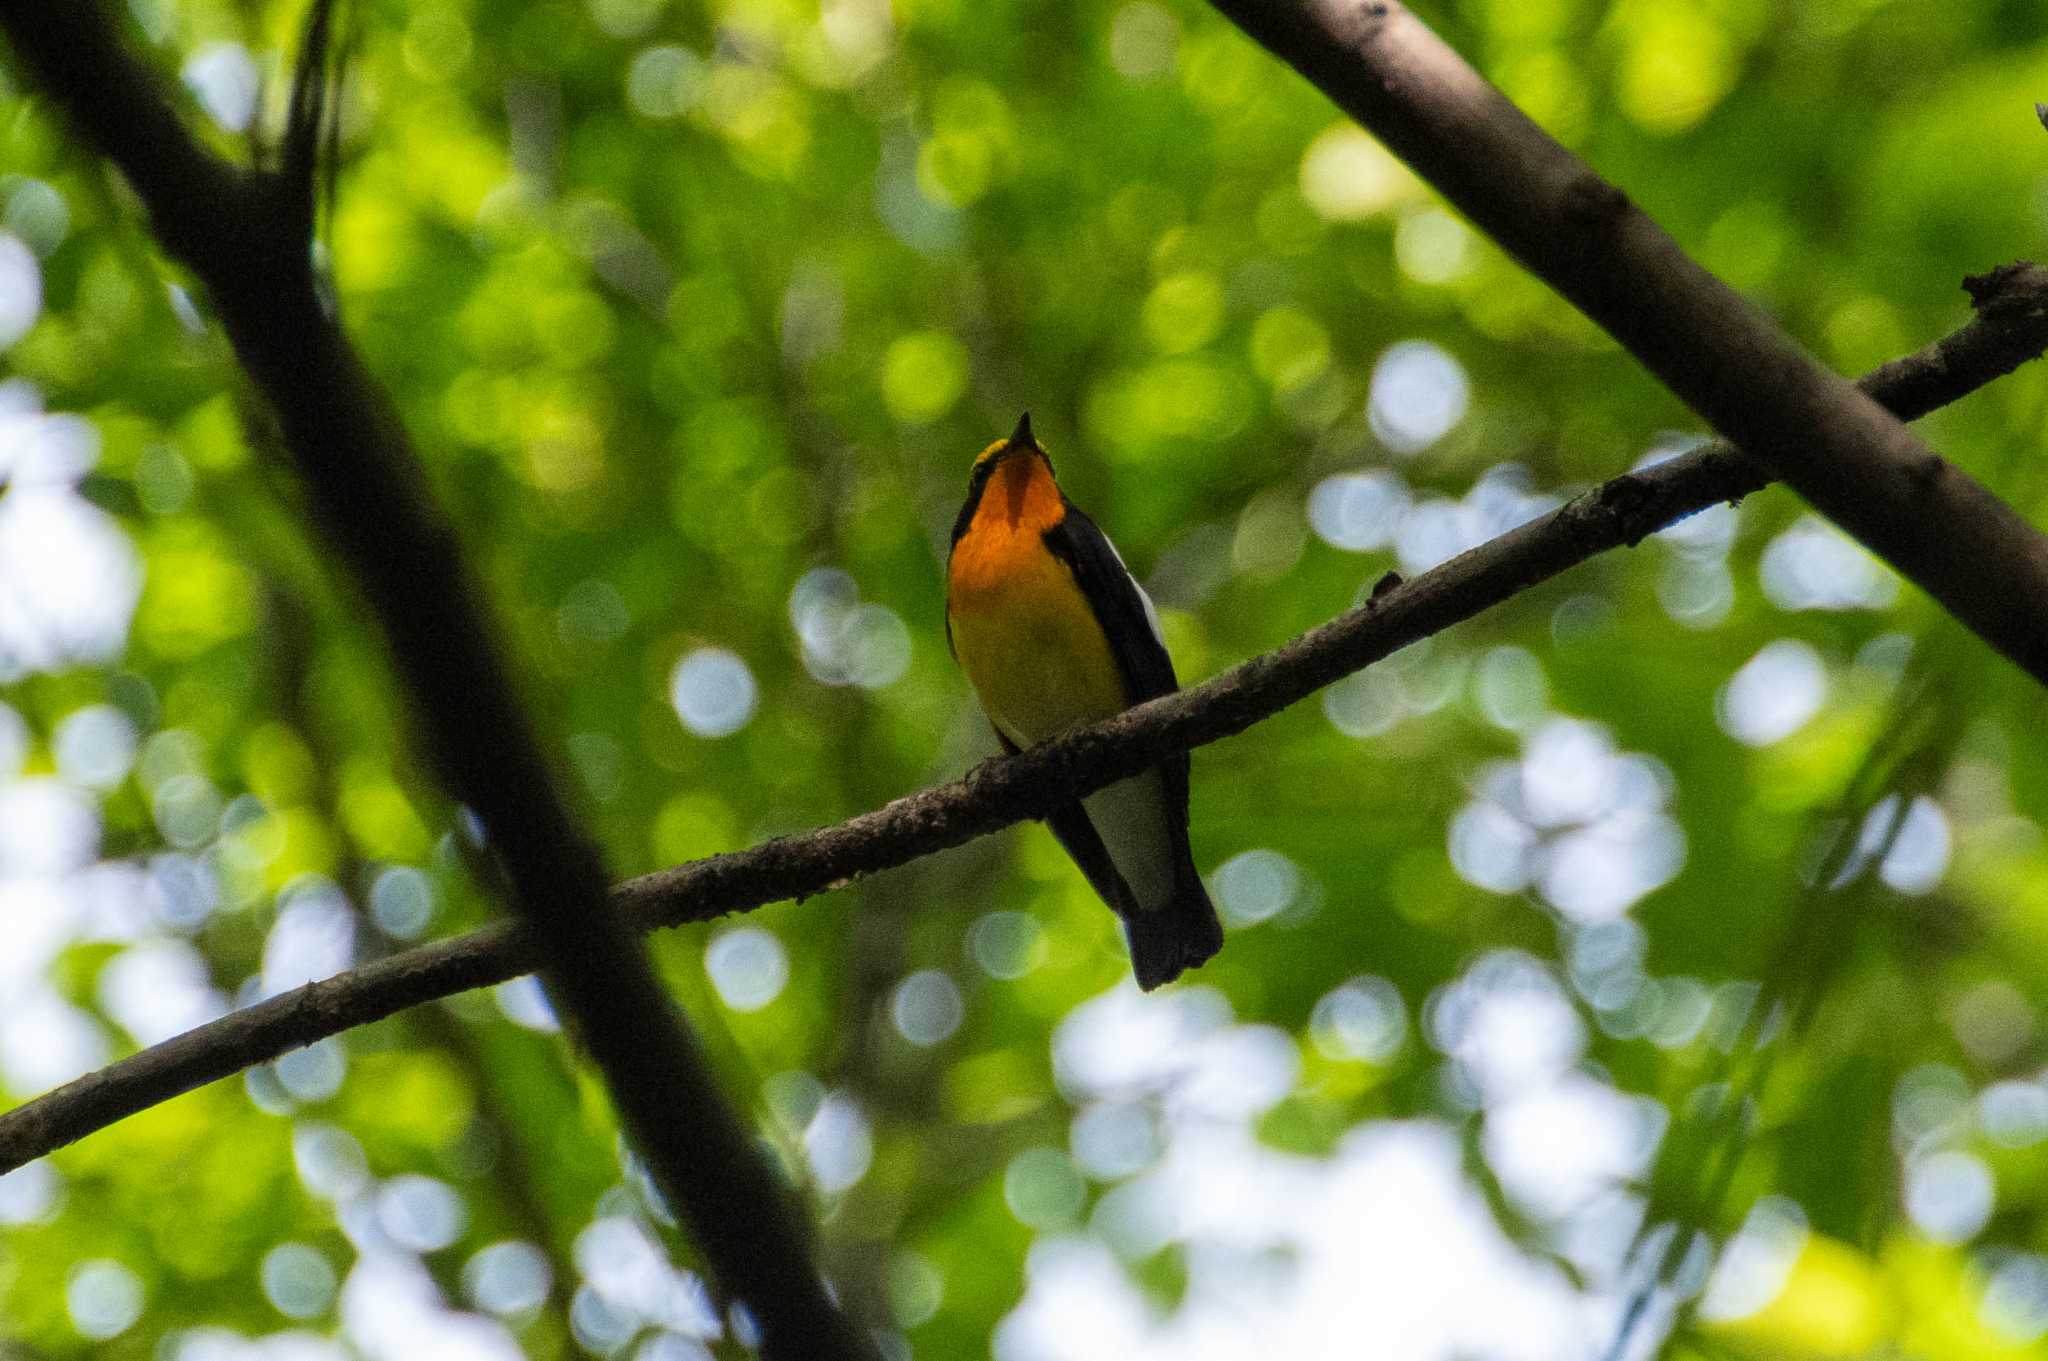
[3, 0, 2048, 1358]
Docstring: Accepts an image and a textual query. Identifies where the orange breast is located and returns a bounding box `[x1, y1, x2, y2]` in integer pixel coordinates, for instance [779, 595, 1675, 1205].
[947, 455, 1128, 745]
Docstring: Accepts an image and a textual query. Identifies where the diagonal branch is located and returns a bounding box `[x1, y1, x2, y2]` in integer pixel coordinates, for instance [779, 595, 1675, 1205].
[5, 261, 2045, 1178]
[0, 5, 871, 1357]
[1209, 0, 2048, 687]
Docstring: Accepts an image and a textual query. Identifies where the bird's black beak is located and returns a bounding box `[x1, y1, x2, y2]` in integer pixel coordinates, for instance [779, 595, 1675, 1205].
[1009, 411, 1034, 449]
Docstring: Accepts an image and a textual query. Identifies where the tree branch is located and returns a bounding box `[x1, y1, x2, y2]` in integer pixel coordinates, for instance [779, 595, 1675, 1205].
[1208, 0, 2048, 687]
[0, 5, 870, 1357]
[5, 261, 2045, 1178]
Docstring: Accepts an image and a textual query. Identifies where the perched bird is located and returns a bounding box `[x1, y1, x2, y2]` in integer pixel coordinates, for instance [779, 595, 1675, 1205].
[945, 414, 1223, 989]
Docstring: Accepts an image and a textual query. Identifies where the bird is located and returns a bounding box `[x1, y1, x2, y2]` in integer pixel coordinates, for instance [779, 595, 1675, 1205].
[944, 413, 1223, 989]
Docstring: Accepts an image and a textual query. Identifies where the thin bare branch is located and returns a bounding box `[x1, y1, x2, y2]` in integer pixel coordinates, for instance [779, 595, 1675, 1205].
[5, 261, 2045, 1179]
[1209, 0, 2048, 687]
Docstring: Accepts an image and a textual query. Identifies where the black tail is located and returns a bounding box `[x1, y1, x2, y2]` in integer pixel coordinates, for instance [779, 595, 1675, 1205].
[1121, 869, 1223, 991]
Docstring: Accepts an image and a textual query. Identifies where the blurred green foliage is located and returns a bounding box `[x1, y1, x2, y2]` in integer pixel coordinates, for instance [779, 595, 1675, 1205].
[3, 0, 2048, 1358]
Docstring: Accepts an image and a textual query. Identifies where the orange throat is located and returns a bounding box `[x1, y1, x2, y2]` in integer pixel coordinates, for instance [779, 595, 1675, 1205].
[951, 453, 1065, 592]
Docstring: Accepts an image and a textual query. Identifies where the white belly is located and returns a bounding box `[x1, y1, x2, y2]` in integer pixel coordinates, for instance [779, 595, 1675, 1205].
[1083, 770, 1176, 910]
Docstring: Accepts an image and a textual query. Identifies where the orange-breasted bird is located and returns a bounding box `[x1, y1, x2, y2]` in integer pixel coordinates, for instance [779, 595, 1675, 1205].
[945, 414, 1222, 989]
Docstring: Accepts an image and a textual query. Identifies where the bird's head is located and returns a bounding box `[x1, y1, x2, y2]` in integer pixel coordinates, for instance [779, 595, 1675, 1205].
[971, 411, 1051, 479]
[953, 413, 1061, 542]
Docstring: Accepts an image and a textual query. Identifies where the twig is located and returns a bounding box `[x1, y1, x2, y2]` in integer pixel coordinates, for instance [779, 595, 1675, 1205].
[5, 262, 2046, 1177]
[1208, 0, 2048, 687]
[0, 4, 870, 1357]
[1604, 691, 1942, 1361]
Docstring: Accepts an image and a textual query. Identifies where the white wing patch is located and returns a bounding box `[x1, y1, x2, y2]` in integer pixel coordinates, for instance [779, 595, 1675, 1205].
[1102, 535, 1166, 646]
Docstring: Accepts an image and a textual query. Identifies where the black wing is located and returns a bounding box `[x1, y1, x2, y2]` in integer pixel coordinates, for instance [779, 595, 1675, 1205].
[1041, 502, 1177, 703]
[1040, 502, 1196, 873]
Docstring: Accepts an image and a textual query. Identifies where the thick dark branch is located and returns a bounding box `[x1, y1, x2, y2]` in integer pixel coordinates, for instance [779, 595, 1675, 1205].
[0, 7, 870, 1358]
[6, 262, 2046, 1178]
[1208, 0, 2048, 687]
[0, 0, 246, 266]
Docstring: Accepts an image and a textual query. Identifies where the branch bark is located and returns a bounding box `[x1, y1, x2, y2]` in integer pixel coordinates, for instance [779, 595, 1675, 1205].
[0, 6, 871, 1357]
[1208, 0, 2048, 686]
[5, 261, 2045, 1178]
